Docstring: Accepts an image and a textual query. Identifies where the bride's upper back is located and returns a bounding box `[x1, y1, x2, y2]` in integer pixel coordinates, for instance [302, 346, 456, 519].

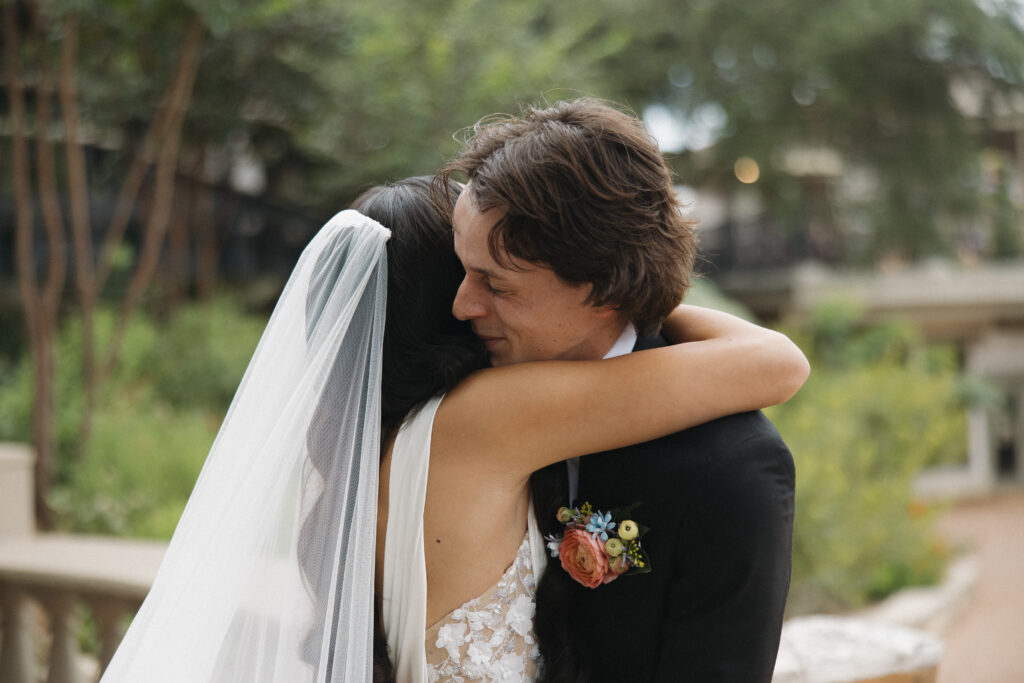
[376, 396, 532, 627]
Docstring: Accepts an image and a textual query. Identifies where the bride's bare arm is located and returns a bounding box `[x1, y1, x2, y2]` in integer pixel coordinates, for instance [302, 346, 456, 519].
[434, 305, 808, 479]
[661, 305, 807, 403]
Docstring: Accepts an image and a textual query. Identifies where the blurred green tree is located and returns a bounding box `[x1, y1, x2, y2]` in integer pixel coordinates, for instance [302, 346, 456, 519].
[2, 0, 345, 524]
[296, 0, 634, 204]
[598, 0, 1024, 262]
[2, 0, 639, 523]
[6, 0, 1022, 526]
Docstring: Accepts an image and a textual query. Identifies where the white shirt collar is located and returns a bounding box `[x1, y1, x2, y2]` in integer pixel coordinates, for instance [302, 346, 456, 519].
[603, 323, 637, 359]
[567, 323, 636, 506]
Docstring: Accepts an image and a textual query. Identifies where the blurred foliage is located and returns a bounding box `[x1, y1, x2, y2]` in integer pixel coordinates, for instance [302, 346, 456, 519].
[143, 298, 268, 410]
[0, 299, 265, 538]
[604, 0, 1024, 261]
[0, 0, 1012, 609]
[281, 0, 635, 204]
[767, 300, 967, 613]
[48, 393, 214, 537]
[6, 0, 1022, 256]
[684, 278, 756, 320]
[6, 0, 631, 208]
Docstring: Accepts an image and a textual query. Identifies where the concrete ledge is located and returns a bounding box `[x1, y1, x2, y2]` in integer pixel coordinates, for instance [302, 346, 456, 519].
[857, 556, 977, 634]
[772, 553, 976, 682]
[914, 467, 993, 502]
[774, 617, 943, 683]
[0, 534, 167, 600]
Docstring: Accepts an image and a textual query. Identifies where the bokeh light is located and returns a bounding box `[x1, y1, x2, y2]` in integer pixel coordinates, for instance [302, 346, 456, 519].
[734, 156, 761, 183]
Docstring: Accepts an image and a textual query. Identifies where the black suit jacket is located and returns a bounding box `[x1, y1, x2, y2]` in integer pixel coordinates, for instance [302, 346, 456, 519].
[538, 335, 795, 682]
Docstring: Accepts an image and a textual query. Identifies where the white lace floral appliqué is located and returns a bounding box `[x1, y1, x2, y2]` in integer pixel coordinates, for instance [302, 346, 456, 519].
[424, 536, 541, 682]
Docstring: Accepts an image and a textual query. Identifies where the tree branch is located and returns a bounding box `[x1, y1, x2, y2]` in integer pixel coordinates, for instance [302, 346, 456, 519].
[59, 13, 94, 308]
[28, 1, 68, 314]
[100, 15, 205, 381]
[3, 3, 40, 345]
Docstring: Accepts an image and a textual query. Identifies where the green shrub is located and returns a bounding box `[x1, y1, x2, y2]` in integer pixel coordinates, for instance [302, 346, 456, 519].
[144, 299, 268, 410]
[770, 301, 966, 613]
[685, 279, 757, 320]
[0, 357, 32, 443]
[50, 394, 216, 538]
[0, 297, 265, 538]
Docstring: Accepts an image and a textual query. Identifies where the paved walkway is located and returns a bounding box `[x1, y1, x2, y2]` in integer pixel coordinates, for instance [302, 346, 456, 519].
[935, 488, 1024, 683]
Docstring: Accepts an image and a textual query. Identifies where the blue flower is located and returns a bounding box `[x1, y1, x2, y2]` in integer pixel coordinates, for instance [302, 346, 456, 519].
[545, 534, 562, 558]
[586, 511, 616, 541]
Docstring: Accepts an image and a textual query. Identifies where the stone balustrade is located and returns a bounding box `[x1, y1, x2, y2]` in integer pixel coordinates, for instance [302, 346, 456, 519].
[0, 443, 166, 683]
[0, 533, 166, 682]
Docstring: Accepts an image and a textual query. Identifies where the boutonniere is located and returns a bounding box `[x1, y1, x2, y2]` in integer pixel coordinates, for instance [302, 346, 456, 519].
[545, 501, 651, 588]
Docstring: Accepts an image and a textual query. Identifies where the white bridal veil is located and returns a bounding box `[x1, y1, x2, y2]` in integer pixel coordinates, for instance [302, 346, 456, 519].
[102, 210, 390, 682]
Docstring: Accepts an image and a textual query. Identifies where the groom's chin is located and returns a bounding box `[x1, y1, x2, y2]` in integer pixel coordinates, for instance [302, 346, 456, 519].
[486, 352, 510, 367]
[485, 348, 517, 367]
[479, 338, 512, 366]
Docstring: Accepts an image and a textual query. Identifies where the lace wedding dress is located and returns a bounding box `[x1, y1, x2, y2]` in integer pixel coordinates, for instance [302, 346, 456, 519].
[381, 396, 547, 682]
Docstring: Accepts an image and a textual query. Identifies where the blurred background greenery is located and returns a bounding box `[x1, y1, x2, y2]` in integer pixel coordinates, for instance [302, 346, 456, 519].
[2, 0, 1023, 616]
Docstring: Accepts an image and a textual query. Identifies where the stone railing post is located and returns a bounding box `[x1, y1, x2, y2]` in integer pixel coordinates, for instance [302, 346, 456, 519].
[0, 444, 167, 681]
[0, 585, 38, 683]
[0, 443, 35, 537]
[0, 443, 38, 683]
[41, 591, 84, 683]
[90, 598, 132, 672]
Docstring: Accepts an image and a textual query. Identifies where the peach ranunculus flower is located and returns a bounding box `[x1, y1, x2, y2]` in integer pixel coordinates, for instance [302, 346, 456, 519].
[559, 527, 613, 588]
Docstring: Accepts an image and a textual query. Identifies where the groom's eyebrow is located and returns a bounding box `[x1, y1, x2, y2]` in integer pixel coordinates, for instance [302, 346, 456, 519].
[467, 264, 507, 281]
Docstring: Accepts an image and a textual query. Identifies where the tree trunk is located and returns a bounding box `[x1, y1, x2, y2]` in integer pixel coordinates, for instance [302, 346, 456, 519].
[167, 161, 196, 309]
[58, 14, 99, 456]
[193, 151, 218, 301]
[4, 2, 67, 529]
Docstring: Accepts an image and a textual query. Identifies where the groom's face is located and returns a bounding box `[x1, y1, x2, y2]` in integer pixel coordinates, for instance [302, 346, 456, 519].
[452, 189, 622, 367]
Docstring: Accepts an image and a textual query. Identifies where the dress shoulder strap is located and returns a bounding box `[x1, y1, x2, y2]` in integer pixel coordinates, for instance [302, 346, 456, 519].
[381, 395, 443, 683]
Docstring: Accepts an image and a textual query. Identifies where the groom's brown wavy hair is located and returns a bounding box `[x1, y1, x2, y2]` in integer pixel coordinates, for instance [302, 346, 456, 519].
[436, 98, 697, 336]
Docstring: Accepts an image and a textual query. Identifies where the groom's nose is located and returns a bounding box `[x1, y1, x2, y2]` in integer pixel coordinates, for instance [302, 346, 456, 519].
[453, 276, 487, 321]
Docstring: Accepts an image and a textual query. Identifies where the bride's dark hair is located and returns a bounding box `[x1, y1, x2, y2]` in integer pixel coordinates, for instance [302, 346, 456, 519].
[529, 468, 593, 682]
[352, 176, 489, 438]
